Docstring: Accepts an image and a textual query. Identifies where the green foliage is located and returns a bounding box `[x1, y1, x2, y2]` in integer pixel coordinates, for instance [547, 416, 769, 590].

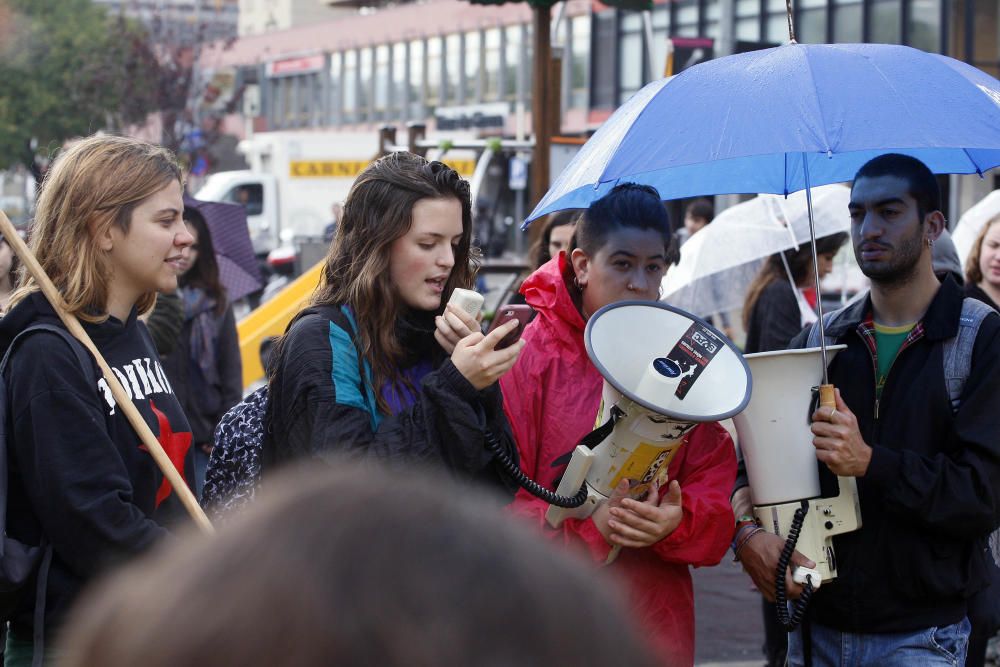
[0, 0, 161, 170]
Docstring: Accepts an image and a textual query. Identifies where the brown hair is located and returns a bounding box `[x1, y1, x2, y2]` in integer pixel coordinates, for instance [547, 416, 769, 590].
[742, 233, 848, 330]
[60, 462, 656, 667]
[7, 134, 182, 321]
[303, 152, 477, 413]
[530, 209, 580, 269]
[964, 214, 1000, 286]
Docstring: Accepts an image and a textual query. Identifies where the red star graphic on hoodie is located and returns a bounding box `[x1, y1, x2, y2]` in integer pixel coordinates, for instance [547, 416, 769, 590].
[147, 400, 192, 507]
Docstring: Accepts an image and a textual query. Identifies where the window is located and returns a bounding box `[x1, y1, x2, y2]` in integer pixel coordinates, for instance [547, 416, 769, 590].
[704, 0, 720, 40]
[359, 47, 373, 121]
[736, 17, 761, 41]
[426, 37, 442, 106]
[907, 0, 941, 52]
[833, 0, 863, 42]
[766, 12, 791, 42]
[329, 52, 342, 125]
[409, 39, 425, 117]
[392, 42, 407, 120]
[464, 31, 481, 103]
[446, 34, 462, 104]
[798, 7, 826, 43]
[591, 10, 617, 108]
[870, 0, 902, 44]
[651, 5, 670, 76]
[343, 50, 358, 123]
[618, 12, 644, 104]
[674, 0, 699, 36]
[569, 16, 590, 108]
[484, 28, 501, 101]
[504, 25, 522, 101]
[223, 184, 264, 217]
[374, 44, 390, 121]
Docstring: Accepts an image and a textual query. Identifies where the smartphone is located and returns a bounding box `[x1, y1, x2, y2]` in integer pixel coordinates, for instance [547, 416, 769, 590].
[447, 288, 484, 319]
[487, 305, 533, 350]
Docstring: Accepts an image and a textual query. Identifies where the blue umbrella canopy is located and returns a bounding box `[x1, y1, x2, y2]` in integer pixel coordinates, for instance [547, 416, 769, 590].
[527, 43, 1000, 224]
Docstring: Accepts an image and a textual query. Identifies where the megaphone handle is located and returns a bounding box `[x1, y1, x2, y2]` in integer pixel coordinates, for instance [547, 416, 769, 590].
[818, 384, 836, 412]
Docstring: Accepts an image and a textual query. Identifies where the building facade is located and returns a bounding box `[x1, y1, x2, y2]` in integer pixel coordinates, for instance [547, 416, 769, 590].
[197, 0, 999, 214]
[92, 0, 239, 44]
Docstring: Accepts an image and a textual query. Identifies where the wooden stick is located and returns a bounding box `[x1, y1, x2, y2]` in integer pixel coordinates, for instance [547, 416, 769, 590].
[818, 384, 836, 411]
[0, 211, 214, 534]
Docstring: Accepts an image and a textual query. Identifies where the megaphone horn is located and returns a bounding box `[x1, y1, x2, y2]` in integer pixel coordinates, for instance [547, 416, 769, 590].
[546, 301, 752, 531]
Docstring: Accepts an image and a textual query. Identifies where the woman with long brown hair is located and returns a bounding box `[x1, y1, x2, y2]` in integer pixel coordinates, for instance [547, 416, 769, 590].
[0, 134, 194, 665]
[742, 232, 848, 354]
[262, 152, 523, 490]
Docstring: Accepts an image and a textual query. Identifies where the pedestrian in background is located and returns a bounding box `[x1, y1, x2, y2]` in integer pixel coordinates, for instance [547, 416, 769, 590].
[964, 213, 1000, 311]
[161, 206, 243, 500]
[530, 210, 578, 270]
[675, 197, 714, 247]
[502, 183, 735, 667]
[0, 134, 193, 665]
[742, 233, 848, 354]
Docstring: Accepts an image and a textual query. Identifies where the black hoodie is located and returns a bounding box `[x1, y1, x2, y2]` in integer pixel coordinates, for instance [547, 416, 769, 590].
[0, 292, 191, 638]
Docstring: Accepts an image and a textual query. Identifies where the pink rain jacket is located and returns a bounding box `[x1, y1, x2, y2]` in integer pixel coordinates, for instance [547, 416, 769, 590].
[501, 254, 737, 667]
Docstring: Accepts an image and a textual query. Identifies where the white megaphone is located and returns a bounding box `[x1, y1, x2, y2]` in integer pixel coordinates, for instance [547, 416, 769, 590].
[733, 347, 862, 588]
[546, 301, 752, 532]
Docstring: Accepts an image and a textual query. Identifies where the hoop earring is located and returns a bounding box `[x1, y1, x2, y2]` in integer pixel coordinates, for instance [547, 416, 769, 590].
[573, 275, 585, 291]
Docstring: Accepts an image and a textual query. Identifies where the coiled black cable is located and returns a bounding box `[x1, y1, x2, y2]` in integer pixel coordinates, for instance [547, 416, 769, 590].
[774, 503, 816, 632]
[485, 431, 589, 508]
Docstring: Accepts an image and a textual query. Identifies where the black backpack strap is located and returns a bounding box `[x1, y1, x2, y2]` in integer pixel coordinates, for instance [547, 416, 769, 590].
[1, 324, 96, 384]
[1, 324, 95, 666]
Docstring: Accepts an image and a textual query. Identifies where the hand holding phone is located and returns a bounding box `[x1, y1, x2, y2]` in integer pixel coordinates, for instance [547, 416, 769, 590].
[451, 305, 530, 390]
[487, 305, 533, 350]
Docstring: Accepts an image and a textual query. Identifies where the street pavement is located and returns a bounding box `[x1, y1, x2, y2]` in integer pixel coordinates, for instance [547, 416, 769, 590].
[693, 556, 766, 666]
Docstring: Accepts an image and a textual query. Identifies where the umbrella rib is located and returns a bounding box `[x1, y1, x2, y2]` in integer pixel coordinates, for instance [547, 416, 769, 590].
[799, 47, 835, 157]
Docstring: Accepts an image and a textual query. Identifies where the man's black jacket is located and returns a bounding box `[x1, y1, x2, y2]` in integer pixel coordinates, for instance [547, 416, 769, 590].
[786, 276, 1000, 633]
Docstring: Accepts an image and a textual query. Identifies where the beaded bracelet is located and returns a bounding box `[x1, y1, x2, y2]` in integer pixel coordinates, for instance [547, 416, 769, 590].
[733, 526, 765, 562]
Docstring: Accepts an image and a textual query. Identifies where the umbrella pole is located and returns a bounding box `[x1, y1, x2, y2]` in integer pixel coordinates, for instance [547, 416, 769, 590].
[802, 155, 836, 410]
[0, 212, 214, 535]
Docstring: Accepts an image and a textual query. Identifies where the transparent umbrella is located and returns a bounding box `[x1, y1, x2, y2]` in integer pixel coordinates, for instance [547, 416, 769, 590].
[662, 184, 852, 318]
[952, 189, 1000, 266]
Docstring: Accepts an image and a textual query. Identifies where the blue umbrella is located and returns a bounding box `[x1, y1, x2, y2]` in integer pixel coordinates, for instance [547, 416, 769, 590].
[527, 43, 1000, 223]
[527, 42, 1000, 382]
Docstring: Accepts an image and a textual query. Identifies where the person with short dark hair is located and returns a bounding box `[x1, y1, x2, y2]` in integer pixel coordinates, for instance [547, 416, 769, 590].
[59, 462, 658, 667]
[733, 153, 1000, 666]
[502, 183, 736, 666]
